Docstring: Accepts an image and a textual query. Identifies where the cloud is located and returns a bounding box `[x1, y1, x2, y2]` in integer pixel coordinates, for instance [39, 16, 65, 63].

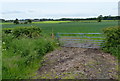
[1, 2, 117, 19]
[43, 12, 98, 18]
[1, 11, 24, 14]
[27, 10, 35, 13]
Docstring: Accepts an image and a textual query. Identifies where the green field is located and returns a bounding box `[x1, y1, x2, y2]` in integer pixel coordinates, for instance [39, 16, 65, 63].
[2, 20, 118, 34]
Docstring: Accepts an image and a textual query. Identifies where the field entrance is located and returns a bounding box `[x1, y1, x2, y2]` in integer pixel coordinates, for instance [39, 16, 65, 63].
[56, 33, 104, 48]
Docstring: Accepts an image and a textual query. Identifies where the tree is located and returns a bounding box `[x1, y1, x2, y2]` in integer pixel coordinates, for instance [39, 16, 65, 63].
[24, 22, 28, 24]
[0, 19, 5, 22]
[97, 15, 103, 22]
[13, 18, 19, 24]
[108, 15, 112, 20]
[28, 19, 32, 23]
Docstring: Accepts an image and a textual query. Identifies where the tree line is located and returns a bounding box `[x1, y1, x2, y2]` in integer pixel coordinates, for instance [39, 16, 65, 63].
[1, 15, 120, 23]
[13, 19, 32, 24]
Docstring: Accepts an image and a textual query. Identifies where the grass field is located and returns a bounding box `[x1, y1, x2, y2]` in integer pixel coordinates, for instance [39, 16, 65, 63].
[1, 20, 118, 34]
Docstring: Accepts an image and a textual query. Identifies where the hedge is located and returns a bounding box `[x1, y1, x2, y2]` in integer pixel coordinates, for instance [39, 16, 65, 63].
[102, 26, 120, 58]
[3, 27, 42, 38]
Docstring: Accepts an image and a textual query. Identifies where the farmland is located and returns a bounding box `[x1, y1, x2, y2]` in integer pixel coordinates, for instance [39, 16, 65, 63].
[2, 20, 118, 34]
[1, 20, 119, 79]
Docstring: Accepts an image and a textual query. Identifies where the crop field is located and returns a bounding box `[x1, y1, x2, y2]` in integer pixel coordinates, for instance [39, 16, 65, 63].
[2, 20, 118, 48]
[1, 20, 118, 34]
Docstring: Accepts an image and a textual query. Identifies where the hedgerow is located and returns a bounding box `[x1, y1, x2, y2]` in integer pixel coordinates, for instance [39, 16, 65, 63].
[3, 27, 42, 38]
[102, 26, 120, 59]
[2, 27, 59, 79]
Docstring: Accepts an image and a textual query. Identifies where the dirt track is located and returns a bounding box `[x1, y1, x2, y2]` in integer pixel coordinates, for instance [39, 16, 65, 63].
[35, 47, 118, 79]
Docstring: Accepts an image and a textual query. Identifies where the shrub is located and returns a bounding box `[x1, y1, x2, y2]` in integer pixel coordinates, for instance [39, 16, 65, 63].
[3, 27, 42, 38]
[13, 18, 19, 24]
[3, 28, 12, 34]
[102, 26, 120, 58]
[24, 22, 28, 24]
[28, 19, 32, 23]
[2, 28, 59, 79]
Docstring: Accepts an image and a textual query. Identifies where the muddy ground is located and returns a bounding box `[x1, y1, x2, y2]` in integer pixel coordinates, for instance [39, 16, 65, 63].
[34, 47, 118, 79]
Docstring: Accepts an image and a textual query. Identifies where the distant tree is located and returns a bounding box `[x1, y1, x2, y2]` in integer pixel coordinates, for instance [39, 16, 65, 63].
[24, 21, 28, 24]
[13, 18, 19, 24]
[0, 19, 5, 22]
[107, 15, 112, 20]
[113, 18, 116, 21]
[28, 19, 32, 23]
[97, 15, 103, 22]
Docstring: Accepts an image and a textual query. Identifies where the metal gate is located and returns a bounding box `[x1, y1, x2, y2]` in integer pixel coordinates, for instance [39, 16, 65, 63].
[56, 33, 104, 48]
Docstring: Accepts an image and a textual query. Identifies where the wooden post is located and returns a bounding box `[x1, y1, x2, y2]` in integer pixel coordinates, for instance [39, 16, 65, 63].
[51, 27, 54, 39]
[51, 33, 54, 39]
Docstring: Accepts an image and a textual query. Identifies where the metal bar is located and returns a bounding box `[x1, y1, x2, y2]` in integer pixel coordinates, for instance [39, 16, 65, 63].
[59, 36, 104, 38]
[56, 33, 104, 48]
[62, 46, 100, 48]
[62, 42, 102, 44]
[60, 39, 103, 41]
[58, 33, 102, 34]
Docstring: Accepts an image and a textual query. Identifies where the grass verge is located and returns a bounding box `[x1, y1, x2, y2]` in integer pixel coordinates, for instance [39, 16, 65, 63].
[2, 27, 59, 79]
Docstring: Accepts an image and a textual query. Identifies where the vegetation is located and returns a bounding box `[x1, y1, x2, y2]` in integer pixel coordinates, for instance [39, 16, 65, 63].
[97, 15, 103, 22]
[1, 15, 120, 23]
[2, 27, 59, 79]
[3, 27, 42, 38]
[28, 19, 32, 24]
[101, 26, 120, 59]
[13, 19, 32, 24]
[13, 18, 19, 24]
[0, 53, 1, 80]
[2, 20, 118, 34]
[1, 20, 119, 79]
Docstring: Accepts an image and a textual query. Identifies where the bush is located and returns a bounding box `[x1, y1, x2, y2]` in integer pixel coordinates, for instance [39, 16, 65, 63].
[102, 26, 120, 58]
[3, 28, 12, 34]
[24, 22, 28, 24]
[2, 28, 59, 79]
[3, 27, 42, 38]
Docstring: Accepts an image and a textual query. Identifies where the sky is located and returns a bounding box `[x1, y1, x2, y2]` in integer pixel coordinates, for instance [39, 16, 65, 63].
[0, 0, 119, 20]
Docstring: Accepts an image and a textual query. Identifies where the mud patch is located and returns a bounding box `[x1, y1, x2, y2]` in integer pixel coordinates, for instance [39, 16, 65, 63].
[34, 47, 118, 79]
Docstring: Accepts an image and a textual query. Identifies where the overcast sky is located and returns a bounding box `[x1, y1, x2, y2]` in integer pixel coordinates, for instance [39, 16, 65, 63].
[0, 0, 119, 20]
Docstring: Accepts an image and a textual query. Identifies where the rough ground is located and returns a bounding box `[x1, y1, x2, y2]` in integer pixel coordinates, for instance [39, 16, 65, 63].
[35, 47, 118, 79]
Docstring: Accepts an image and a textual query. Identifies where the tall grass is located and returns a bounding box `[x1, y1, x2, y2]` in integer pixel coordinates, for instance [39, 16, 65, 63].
[0, 24, 2, 80]
[2, 27, 59, 79]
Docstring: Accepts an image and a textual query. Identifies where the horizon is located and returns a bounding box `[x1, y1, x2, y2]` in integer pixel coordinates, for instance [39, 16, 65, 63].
[0, 15, 118, 21]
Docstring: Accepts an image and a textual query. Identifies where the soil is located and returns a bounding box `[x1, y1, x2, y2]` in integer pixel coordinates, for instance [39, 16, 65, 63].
[34, 47, 118, 79]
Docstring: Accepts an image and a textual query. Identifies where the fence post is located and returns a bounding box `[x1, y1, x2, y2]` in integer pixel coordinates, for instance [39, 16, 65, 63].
[51, 33, 54, 39]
